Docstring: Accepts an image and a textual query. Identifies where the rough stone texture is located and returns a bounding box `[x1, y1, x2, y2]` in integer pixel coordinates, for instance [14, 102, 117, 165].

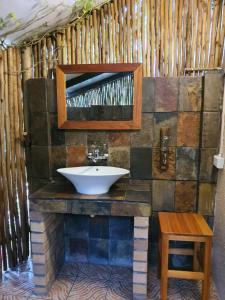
[152, 147, 176, 180]
[50, 113, 65, 145]
[177, 112, 200, 147]
[198, 183, 216, 215]
[204, 72, 224, 111]
[130, 148, 152, 179]
[66, 146, 87, 167]
[152, 180, 175, 211]
[142, 77, 155, 112]
[131, 113, 153, 147]
[176, 147, 199, 180]
[50, 146, 66, 177]
[202, 112, 221, 148]
[108, 146, 130, 169]
[30, 112, 50, 146]
[175, 181, 197, 212]
[154, 78, 178, 112]
[65, 131, 87, 146]
[31, 146, 51, 179]
[179, 76, 202, 112]
[200, 148, 218, 182]
[153, 112, 177, 146]
[108, 132, 130, 147]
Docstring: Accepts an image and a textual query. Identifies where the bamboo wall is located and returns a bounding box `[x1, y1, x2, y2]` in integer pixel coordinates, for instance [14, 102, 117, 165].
[24, 0, 225, 79]
[0, 48, 29, 271]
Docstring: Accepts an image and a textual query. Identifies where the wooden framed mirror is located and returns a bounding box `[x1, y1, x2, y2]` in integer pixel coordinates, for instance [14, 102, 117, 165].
[56, 63, 142, 130]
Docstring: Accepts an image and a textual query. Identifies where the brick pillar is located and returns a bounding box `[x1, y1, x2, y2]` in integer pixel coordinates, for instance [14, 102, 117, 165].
[30, 211, 65, 296]
[133, 217, 149, 300]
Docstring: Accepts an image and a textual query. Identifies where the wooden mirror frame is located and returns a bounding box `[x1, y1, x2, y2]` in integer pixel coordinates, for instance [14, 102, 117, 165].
[56, 63, 142, 130]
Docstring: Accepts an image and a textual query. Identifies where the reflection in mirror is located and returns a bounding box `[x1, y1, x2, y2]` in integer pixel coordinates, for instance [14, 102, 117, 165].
[66, 72, 134, 121]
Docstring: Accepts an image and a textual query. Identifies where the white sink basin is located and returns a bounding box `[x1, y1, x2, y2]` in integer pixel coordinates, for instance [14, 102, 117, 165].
[57, 166, 129, 195]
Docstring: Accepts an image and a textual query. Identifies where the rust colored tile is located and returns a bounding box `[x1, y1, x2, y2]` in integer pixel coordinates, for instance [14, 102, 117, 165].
[202, 112, 221, 148]
[175, 181, 197, 212]
[153, 112, 177, 147]
[198, 183, 216, 216]
[204, 72, 224, 111]
[155, 78, 178, 112]
[152, 180, 175, 211]
[108, 146, 130, 169]
[66, 146, 87, 167]
[179, 77, 202, 111]
[177, 112, 200, 147]
[152, 148, 176, 180]
[131, 113, 154, 147]
[108, 132, 130, 147]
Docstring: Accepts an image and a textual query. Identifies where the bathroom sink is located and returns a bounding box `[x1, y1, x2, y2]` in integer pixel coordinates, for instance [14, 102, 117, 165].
[57, 166, 129, 195]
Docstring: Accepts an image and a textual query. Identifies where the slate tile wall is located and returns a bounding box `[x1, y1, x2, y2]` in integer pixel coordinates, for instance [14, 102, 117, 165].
[27, 71, 223, 248]
[65, 215, 133, 266]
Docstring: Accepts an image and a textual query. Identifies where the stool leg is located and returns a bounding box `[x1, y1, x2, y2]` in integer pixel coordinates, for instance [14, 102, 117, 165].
[193, 242, 200, 271]
[202, 238, 211, 300]
[160, 235, 169, 300]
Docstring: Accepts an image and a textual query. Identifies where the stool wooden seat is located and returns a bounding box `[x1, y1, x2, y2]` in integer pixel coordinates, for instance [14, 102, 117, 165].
[158, 212, 213, 300]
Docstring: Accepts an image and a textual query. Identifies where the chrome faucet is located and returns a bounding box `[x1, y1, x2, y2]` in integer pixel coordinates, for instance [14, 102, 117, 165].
[87, 144, 108, 164]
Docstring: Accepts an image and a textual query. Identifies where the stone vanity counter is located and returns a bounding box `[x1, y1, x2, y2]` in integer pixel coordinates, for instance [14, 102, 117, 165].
[29, 180, 151, 299]
[29, 179, 151, 217]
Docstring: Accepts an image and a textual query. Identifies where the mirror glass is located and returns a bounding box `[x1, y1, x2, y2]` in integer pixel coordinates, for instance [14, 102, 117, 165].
[56, 63, 142, 130]
[66, 72, 134, 121]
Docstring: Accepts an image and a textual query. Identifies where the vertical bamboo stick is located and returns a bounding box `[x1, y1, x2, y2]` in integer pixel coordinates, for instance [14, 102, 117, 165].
[47, 37, 53, 78]
[191, 0, 197, 70]
[186, 0, 192, 69]
[37, 41, 42, 76]
[200, 0, 208, 67]
[66, 26, 72, 65]
[196, 0, 203, 69]
[177, 0, 183, 75]
[155, 0, 160, 76]
[56, 32, 63, 64]
[160, 0, 165, 75]
[62, 29, 67, 64]
[42, 38, 47, 77]
[126, 0, 131, 63]
[93, 10, 99, 63]
[89, 16, 94, 63]
[137, 0, 141, 63]
[132, 0, 136, 62]
[146, 0, 150, 76]
[150, 0, 156, 76]
[81, 21, 86, 63]
[168, 0, 173, 75]
[110, 4, 116, 63]
[104, 5, 109, 63]
[118, 0, 123, 62]
[164, 0, 169, 75]
[204, 0, 212, 67]
[141, 0, 146, 75]
[181, 1, 188, 74]
[108, 3, 113, 63]
[173, 0, 179, 76]
[100, 9, 106, 63]
[33, 44, 38, 78]
[209, 0, 220, 66]
[71, 25, 75, 64]
[85, 19, 90, 64]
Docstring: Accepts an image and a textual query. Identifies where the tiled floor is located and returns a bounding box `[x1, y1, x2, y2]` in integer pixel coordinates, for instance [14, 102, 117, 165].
[0, 260, 219, 300]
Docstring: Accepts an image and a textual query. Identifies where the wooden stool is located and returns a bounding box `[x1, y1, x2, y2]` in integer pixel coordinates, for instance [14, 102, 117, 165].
[158, 212, 213, 300]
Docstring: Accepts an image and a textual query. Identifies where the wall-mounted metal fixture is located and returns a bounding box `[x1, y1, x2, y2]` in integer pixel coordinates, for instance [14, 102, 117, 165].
[160, 127, 170, 170]
[87, 144, 108, 164]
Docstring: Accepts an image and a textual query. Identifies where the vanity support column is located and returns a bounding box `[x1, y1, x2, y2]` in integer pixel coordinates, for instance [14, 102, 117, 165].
[30, 211, 65, 296]
[133, 217, 149, 300]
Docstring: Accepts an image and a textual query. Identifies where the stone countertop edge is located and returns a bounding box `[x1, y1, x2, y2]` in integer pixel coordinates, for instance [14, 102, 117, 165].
[29, 182, 151, 217]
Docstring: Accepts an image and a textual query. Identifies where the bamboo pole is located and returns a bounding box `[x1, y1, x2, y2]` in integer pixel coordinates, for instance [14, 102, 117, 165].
[173, 0, 179, 76]
[196, 0, 203, 69]
[42, 38, 47, 77]
[33, 44, 38, 78]
[200, 0, 208, 67]
[181, 0, 188, 74]
[56, 32, 62, 64]
[186, 0, 192, 69]
[177, 0, 183, 75]
[164, 0, 169, 75]
[93, 10, 99, 63]
[126, 0, 131, 63]
[160, 0, 165, 75]
[209, 0, 220, 67]
[204, 0, 211, 67]
[191, 0, 197, 69]
[81, 21, 86, 63]
[0, 50, 8, 270]
[71, 25, 75, 64]
[66, 26, 72, 65]
[168, 0, 173, 76]
[150, 0, 156, 76]
[89, 16, 94, 63]
[146, 0, 150, 76]
[62, 29, 67, 64]
[137, 0, 141, 63]
[47, 37, 53, 78]
[108, 3, 113, 63]
[131, 0, 136, 62]
[16, 48, 29, 259]
[100, 9, 106, 63]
